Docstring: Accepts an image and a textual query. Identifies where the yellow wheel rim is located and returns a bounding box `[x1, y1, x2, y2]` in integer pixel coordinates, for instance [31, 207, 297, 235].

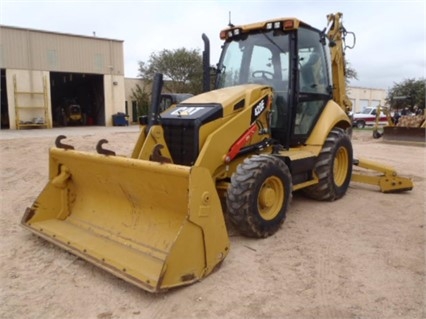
[333, 146, 349, 187]
[258, 176, 285, 220]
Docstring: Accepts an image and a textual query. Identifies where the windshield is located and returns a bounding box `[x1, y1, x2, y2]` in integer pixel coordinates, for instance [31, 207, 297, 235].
[216, 31, 290, 94]
[359, 107, 374, 114]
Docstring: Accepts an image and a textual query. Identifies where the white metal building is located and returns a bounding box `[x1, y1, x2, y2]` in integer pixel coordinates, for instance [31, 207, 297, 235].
[0, 25, 126, 129]
[347, 86, 387, 113]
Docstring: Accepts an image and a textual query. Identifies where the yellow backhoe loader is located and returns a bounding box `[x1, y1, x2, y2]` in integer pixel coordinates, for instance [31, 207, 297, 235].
[372, 104, 425, 143]
[383, 117, 425, 143]
[21, 13, 413, 293]
[371, 104, 395, 139]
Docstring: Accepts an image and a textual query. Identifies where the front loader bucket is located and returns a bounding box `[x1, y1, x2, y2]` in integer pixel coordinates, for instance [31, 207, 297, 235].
[21, 148, 230, 292]
[383, 126, 426, 144]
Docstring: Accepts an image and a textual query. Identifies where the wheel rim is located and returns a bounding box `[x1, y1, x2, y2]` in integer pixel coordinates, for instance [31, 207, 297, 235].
[333, 146, 349, 187]
[258, 176, 285, 220]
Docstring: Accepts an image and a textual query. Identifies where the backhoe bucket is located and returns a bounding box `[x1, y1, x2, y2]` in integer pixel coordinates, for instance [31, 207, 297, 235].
[382, 126, 426, 144]
[21, 148, 230, 292]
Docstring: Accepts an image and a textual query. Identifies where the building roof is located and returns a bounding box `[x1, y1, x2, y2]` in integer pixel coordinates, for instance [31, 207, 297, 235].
[0, 24, 124, 43]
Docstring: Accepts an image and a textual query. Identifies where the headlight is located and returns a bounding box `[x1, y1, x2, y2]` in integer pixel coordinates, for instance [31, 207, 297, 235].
[265, 21, 282, 30]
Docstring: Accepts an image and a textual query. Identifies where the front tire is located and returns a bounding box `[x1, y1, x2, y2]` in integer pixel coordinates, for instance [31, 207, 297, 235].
[303, 127, 353, 201]
[356, 121, 365, 129]
[372, 129, 382, 139]
[226, 155, 292, 238]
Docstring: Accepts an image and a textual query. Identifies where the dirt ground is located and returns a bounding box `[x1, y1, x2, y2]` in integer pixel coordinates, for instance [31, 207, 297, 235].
[0, 126, 424, 319]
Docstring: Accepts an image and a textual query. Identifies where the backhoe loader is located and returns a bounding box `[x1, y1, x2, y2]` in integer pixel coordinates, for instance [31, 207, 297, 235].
[21, 13, 413, 293]
[371, 104, 425, 143]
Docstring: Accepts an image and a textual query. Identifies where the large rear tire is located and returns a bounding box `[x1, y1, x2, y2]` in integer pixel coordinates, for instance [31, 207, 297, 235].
[226, 155, 292, 238]
[303, 127, 353, 201]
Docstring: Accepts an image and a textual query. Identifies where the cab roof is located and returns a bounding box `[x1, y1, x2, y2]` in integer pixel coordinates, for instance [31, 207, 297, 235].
[220, 17, 313, 40]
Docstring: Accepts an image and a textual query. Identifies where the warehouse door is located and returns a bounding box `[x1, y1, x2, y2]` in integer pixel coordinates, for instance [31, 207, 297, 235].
[50, 72, 105, 127]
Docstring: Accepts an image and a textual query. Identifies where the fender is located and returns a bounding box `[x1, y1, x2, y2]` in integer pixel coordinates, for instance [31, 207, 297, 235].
[305, 100, 352, 146]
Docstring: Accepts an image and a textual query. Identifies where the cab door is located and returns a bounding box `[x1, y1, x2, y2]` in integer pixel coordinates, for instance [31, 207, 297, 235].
[290, 27, 333, 146]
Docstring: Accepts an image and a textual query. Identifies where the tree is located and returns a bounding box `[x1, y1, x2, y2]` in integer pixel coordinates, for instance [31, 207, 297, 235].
[138, 48, 203, 94]
[386, 78, 425, 111]
[130, 84, 150, 116]
[346, 61, 358, 83]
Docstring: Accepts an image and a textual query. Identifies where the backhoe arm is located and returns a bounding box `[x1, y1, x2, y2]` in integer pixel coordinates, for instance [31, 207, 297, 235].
[326, 12, 353, 114]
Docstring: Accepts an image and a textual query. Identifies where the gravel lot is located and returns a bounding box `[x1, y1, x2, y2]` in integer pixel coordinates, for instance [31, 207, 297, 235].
[1, 127, 424, 319]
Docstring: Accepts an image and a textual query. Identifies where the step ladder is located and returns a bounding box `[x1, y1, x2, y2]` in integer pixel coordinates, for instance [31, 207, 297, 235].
[13, 75, 51, 129]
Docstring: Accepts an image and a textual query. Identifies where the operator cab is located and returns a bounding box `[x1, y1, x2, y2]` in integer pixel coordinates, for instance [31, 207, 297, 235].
[215, 19, 333, 147]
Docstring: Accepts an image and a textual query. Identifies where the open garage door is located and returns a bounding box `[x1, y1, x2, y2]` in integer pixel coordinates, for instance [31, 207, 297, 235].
[50, 72, 104, 127]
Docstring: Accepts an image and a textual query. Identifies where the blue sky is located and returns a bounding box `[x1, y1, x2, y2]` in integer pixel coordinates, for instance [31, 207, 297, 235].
[1, 0, 425, 90]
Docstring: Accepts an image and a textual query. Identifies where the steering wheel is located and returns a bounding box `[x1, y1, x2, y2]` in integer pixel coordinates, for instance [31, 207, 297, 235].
[252, 70, 274, 80]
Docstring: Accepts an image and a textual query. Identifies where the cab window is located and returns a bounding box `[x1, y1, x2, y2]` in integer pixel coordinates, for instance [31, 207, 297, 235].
[294, 28, 331, 137]
[298, 29, 329, 95]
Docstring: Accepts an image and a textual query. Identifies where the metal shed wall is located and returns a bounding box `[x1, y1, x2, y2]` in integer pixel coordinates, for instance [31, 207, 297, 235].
[0, 25, 124, 75]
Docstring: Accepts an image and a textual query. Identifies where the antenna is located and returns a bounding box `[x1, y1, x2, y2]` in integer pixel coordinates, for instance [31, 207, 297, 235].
[228, 11, 234, 27]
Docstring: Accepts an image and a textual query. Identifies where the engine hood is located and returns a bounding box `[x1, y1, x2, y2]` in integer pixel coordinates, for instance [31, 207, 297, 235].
[174, 84, 272, 117]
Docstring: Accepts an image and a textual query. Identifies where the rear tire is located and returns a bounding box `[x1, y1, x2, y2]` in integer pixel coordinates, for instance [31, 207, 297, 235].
[226, 155, 292, 238]
[303, 127, 352, 201]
